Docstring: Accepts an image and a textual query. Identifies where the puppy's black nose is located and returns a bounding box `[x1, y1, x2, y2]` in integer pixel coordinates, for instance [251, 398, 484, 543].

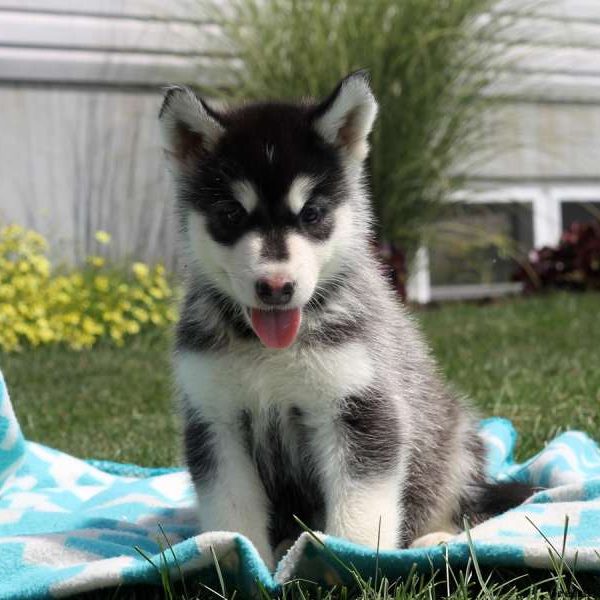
[255, 277, 295, 305]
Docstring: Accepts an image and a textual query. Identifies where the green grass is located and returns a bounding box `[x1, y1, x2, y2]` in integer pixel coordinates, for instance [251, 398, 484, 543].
[1, 292, 599, 599]
[419, 292, 600, 461]
[2, 328, 176, 466]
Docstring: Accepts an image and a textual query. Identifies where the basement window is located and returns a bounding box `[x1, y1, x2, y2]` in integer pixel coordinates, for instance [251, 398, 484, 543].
[561, 201, 600, 229]
[428, 202, 534, 295]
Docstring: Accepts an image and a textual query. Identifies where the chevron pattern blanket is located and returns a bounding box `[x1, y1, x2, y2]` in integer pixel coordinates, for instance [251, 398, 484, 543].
[1, 371, 599, 599]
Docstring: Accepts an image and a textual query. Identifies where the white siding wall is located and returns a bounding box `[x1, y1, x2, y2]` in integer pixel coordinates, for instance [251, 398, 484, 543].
[474, 0, 600, 180]
[1, 0, 600, 269]
[0, 86, 177, 264]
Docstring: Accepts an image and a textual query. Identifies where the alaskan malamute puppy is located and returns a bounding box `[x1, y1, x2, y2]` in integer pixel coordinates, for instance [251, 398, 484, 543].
[159, 72, 531, 568]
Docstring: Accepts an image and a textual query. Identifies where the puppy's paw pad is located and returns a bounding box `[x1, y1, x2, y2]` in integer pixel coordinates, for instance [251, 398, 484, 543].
[410, 531, 456, 548]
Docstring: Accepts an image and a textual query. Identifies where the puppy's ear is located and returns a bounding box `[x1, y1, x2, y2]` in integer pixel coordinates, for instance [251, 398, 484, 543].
[159, 86, 225, 165]
[312, 71, 378, 161]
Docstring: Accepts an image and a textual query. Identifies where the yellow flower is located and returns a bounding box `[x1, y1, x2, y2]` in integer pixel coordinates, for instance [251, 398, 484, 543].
[0, 304, 17, 318]
[94, 231, 112, 245]
[30, 256, 50, 277]
[150, 312, 164, 325]
[55, 292, 70, 304]
[149, 287, 164, 299]
[82, 317, 103, 336]
[125, 321, 141, 335]
[110, 327, 124, 345]
[132, 262, 150, 279]
[39, 328, 54, 343]
[132, 307, 149, 323]
[94, 276, 110, 292]
[103, 310, 124, 324]
[3, 224, 24, 237]
[87, 256, 105, 268]
[0, 285, 15, 300]
[64, 313, 80, 325]
[25, 231, 47, 250]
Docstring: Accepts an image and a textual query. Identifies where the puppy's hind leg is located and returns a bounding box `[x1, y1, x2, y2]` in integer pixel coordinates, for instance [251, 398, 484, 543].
[324, 475, 403, 550]
[410, 530, 458, 548]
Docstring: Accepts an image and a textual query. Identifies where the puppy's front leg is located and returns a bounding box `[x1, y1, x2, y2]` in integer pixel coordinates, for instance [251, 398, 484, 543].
[183, 415, 274, 567]
[313, 393, 404, 550]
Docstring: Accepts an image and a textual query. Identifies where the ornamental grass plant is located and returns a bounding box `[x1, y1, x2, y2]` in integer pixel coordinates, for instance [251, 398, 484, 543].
[212, 0, 511, 255]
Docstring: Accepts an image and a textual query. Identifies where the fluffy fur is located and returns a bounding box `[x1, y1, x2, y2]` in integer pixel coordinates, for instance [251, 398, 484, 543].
[159, 72, 532, 569]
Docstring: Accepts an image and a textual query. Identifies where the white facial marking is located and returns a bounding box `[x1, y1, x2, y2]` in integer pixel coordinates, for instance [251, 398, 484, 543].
[286, 176, 316, 215]
[187, 212, 233, 295]
[231, 180, 259, 214]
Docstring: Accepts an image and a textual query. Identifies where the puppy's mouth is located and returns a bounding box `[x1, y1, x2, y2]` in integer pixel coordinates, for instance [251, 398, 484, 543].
[248, 307, 302, 349]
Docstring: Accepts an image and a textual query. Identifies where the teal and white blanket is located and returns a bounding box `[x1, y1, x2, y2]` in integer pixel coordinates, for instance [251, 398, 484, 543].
[1, 370, 600, 599]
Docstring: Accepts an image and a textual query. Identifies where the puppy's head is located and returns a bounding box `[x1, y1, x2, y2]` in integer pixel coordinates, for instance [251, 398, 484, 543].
[159, 72, 377, 349]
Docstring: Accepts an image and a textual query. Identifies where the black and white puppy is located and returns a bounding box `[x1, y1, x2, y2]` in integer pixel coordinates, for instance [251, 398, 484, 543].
[159, 72, 531, 568]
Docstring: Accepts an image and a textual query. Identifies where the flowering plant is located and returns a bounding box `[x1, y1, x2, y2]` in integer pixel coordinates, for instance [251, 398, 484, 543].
[0, 225, 176, 352]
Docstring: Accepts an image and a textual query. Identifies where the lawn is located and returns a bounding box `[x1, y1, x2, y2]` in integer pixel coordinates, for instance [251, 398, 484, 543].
[1, 291, 599, 599]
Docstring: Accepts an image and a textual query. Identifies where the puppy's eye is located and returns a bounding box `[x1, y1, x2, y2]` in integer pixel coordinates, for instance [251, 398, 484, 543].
[300, 205, 323, 226]
[216, 203, 247, 227]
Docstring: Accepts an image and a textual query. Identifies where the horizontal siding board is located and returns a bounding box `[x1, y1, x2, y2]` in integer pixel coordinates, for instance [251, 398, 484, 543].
[1, 1, 599, 103]
[0, 0, 206, 21]
[488, 72, 600, 103]
[430, 283, 523, 301]
[4, 11, 600, 58]
[0, 11, 230, 55]
[0, 47, 238, 86]
[498, 16, 600, 49]
[11, 0, 599, 23]
[501, 44, 600, 77]
[498, 0, 600, 23]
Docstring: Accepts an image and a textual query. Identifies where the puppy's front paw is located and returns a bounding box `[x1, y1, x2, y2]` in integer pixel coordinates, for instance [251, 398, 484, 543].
[410, 531, 456, 548]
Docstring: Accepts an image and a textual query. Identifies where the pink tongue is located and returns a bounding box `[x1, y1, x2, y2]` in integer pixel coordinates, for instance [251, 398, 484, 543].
[251, 308, 301, 349]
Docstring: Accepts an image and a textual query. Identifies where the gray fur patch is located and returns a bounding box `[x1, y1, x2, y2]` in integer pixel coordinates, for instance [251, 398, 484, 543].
[338, 389, 401, 478]
[242, 407, 325, 550]
[183, 410, 217, 484]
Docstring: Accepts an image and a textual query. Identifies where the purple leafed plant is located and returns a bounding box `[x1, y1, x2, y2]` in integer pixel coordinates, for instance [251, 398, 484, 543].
[514, 221, 600, 292]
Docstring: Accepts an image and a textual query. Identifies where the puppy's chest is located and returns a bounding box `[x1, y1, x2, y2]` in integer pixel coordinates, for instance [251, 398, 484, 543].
[244, 406, 327, 543]
[178, 340, 374, 420]
[242, 406, 307, 481]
